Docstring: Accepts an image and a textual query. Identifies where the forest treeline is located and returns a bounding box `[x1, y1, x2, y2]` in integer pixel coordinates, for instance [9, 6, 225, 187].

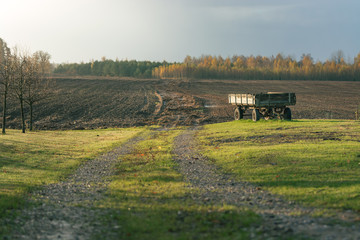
[54, 58, 167, 78]
[153, 53, 360, 81]
[54, 52, 360, 81]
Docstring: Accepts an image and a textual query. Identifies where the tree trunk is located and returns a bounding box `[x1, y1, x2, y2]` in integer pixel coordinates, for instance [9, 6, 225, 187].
[20, 97, 26, 133]
[29, 103, 33, 131]
[2, 90, 6, 134]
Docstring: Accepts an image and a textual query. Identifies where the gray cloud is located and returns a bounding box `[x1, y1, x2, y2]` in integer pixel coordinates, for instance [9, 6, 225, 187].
[1, 0, 359, 63]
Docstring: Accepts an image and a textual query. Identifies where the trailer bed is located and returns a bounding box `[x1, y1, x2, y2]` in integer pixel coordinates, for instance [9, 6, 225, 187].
[228, 92, 296, 107]
[228, 92, 296, 121]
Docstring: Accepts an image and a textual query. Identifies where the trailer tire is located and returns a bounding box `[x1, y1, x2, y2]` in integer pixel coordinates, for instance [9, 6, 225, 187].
[263, 108, 272, 120]
[284, 107, 292, 120]
[252, 109, 260, 122]
[234, 107, 243, 120]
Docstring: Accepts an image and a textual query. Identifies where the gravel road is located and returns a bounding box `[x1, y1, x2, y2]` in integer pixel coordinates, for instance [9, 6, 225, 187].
[8, 134, 145, 240]
[172, 127, 360, 239]
[5, 127, 360, 239]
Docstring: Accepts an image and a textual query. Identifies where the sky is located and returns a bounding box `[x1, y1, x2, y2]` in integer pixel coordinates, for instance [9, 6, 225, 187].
[1, 0, 359, 63]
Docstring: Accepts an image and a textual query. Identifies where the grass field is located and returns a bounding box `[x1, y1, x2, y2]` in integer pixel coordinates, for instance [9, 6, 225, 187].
[2, 119, 360, 237]
[197, 120, 360, 211]
[96, 128, 259, 239]
[0, 128, 141, 229]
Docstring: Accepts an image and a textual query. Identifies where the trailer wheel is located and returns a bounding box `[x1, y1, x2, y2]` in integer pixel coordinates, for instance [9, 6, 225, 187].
[263, 108, 272, 120]
[252, 109, 260, 122]
[283, 107, 292, 120]
[234, 107, 243, 120]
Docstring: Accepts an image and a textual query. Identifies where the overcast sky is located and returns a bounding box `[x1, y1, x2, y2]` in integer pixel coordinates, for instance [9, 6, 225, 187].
[1, 0, 359, 63]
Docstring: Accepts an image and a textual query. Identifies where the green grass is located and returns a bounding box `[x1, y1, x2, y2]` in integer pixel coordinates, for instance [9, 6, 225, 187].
[0, 128, 142, 234]
[197, 119, 360, 212]
[6, 120, 356, 237]
[96, 128, 259, 239]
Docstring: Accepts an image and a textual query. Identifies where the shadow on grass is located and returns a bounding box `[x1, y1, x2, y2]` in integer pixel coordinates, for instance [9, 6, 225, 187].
[0, 142, 16, 154]
[0, 155, 37, 170]
[0, 193, 27, 238]
[0, 154, 62, 172]
[291, 119, 350, 123]
[258, 180, 360, 188]
[94, 203, 259, 239]
[0, 193, 26, 214]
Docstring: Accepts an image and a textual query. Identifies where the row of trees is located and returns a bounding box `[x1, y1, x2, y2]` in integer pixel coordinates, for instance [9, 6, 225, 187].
[54, 58, 167, 78]
[0, 38, 51, 134]
[54, 52, 360, 81]
[152, 53, 360, 81]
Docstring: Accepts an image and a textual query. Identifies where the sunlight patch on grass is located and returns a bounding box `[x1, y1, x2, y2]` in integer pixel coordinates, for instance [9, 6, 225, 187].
[198, 120, 360, 211]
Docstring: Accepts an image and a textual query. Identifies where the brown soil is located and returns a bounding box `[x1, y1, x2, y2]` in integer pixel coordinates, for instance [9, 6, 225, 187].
[2, 77, 360, 130]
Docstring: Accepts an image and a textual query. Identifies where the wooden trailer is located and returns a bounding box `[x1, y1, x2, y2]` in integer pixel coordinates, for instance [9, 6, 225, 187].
[228, 92, 296, 121]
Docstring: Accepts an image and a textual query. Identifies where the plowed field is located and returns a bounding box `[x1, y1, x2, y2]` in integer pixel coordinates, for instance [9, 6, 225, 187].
[3, 77, 360, 130]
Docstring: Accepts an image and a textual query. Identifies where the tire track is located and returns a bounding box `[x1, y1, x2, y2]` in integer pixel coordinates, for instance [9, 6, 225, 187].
[153, 90, 163, 115]
[173, 127, 360, 239]
[10, 134, 145, 240]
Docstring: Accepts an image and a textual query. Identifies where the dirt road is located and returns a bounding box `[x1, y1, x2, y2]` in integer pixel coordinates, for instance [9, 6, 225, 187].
[6, 127, 360, 239]
[9, 134, 145, 239]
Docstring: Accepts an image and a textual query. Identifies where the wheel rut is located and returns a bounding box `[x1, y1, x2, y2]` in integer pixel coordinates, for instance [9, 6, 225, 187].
[172, 127, 360, 239]
[153, 90, 163, 115]
[7, 128, 360, 239]
[10, 134, 145, 240]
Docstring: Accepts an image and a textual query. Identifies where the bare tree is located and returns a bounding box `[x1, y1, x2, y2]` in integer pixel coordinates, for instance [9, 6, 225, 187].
[11, 47, 29, 133]
[24, 51, 52, 131]
[0, 38, 12, 134]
